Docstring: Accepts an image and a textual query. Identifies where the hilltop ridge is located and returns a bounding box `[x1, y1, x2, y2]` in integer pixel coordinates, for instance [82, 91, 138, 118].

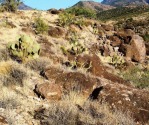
[72, 1, 114, 11]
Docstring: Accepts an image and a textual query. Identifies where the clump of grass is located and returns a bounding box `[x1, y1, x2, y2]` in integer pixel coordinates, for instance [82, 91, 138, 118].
[66, 7, 96, 19]
[0, 61, 27, 87]
[34, 17, 49, 34]
[34, 92, 135, 125]
[58, 12, 85, 27]
[121, 67, 149, 89]
[0, 48, 10, 61]
[25, 57, 52, 72]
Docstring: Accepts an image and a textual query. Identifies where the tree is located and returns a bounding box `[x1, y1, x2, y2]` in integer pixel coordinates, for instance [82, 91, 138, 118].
[1, 0, 21, 12]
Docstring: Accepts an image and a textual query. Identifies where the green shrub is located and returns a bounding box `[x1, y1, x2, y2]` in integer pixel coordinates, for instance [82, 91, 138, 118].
[121, 67, 149, 89]
[7, 35, 40, 62]
[58, 12, 75, 27]
[58, 12, 85, 27]
[143, 34, 149, 43]
[0, 0, 21, 12]
[34, 17, 49, 34]
[66, 7, 96, 19]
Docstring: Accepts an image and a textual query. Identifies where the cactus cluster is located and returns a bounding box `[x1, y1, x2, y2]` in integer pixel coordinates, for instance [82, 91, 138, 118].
[61, 41, 87, 56]
[63, 60, 92, 71]
[107, 49, 125, 67]
[62, 31, 88, 55]
[8, 35, 40, 62]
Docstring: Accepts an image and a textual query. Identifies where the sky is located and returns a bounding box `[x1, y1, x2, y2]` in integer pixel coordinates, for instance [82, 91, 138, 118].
[23, 0, 102, 10]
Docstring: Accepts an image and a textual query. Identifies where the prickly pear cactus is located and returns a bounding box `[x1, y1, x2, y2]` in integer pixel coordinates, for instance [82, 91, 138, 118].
[8, 35, 40, 62]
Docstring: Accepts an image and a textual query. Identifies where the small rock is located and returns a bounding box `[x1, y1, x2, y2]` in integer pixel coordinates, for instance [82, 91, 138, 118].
[0, 115, 8, 125]
[35, 82, 62, 101]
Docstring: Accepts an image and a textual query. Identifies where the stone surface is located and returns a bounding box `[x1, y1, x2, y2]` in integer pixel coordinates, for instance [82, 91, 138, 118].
[35, 82, 62, 100]
[0, 115, 8, 125]
[126, 35, 146, 63]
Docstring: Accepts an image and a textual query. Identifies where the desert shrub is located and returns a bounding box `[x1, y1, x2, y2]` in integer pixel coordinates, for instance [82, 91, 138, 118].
[0, 97, 19, 109]
[0, 61, 27, 87]
[121, 67, 149, 89]
[58, 12, 85, 27]
[66, 7, 96, 19]
[0, 48, 10, 61]
[25, 57, 51, 72]
[0, 0, 21, 12]
[58, 12, 75, 27]
[143, 34, 149, 43]
[34, 17, 49, 34]
[7, 35, 40, 62]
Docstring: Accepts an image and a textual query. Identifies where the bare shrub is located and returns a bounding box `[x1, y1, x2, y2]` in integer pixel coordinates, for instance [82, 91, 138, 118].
[25, 57, 52, 72]
[0, 61, 27, 87]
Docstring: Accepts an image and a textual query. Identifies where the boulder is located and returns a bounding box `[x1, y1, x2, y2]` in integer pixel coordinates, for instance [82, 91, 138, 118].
[42, 66, 100, 98]
[126, 35, 146, 63]
[48, 8, 60, 14]
[100, 83, 149, 124]
[48, 26, 65, 38]
[55, 72, 99, 97]
[35, 82, 62, 101]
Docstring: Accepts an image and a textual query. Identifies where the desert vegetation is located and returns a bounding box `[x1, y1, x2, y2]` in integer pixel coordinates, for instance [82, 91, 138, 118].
[0, 2, 148, 125]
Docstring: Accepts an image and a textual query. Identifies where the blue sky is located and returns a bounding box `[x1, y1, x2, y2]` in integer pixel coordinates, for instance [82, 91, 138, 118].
[23, 0, 102, 10]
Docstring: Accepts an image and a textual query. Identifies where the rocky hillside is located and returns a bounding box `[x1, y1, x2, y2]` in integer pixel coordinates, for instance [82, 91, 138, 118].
[72, 1, 114, 11]
[97, 5, 149, 21]
[0, 7, 148, 125]
[102, 0, 149, 6]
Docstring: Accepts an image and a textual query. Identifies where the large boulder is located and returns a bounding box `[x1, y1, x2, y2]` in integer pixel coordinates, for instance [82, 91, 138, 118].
[99, 83, 149, 124]
[48, 8, 61, 14]
[35, 82, 62, 101]
[126, 35, 146, 63]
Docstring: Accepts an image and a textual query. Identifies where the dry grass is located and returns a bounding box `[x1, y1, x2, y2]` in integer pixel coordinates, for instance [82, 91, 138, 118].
[0, 61, 27, 87]
[25, 57, 52, 72]
[34, 91, 135, 125]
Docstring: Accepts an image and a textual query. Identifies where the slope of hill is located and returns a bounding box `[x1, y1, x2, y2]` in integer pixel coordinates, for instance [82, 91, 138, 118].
[73, 1, 114, 11]
[97, 5, 149, 20]
[101, 0, 149, 7]
[18, 2, 33, 10]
